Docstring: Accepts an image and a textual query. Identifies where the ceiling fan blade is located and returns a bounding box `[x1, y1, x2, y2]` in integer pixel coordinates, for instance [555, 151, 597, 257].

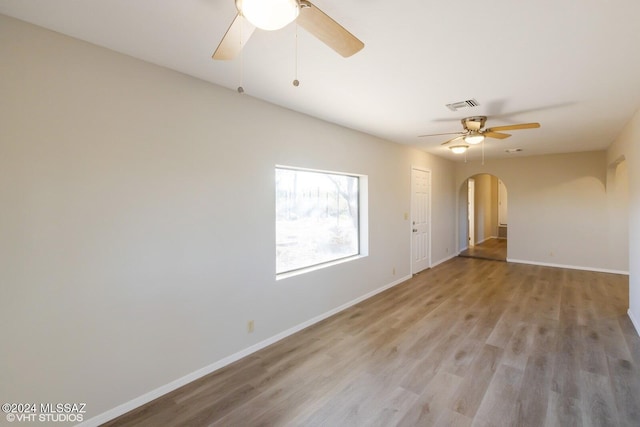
[297, 1, 364, 57]
[418, 131, 465, 138]
[483, 131, 511, 140]
[486, 122, 540, 132]
[441, 136, 464, 146]
[212, 14, 256, 60]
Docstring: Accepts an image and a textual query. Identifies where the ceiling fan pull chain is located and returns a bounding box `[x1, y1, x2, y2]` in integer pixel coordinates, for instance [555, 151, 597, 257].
[237, 16, 245, 94]
[293, 23, 300, 87]
[482, 138, 485, 165]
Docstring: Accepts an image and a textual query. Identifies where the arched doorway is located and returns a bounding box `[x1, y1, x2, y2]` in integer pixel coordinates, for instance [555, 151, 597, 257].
[458, 173, 508, 261]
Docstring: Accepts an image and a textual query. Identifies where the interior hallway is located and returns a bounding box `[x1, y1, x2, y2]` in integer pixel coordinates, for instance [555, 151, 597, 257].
[459, 238, 507, 262]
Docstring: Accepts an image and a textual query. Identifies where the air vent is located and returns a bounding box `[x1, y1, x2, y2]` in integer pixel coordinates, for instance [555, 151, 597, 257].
[505, 148, 523, 154]
[445, 98, 480, 112]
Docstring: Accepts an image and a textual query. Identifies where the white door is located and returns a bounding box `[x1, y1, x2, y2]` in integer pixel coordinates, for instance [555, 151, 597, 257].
[468, 178, 475, 247]
[411, 168, 431, 274]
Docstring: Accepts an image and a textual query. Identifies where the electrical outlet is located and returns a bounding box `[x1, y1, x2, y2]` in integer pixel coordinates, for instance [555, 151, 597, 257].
[404, 212, 409, 220]
[247, 320, 254, 333]
[549, 251, 554, 257]
[392, 267, 396, 275]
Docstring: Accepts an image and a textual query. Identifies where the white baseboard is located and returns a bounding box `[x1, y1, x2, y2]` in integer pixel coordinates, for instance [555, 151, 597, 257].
[629, 309, 640, 337]
[458, 246, 468, 253]
[431, 253, 457, 268]
[506, 258, 629, 276]
[78, 274, 412, 427]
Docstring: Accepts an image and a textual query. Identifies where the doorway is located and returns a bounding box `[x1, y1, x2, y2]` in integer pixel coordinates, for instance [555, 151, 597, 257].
[458, 174, 507, 262]
[411, 167, 431, 274]
[498, 178, 508, 239]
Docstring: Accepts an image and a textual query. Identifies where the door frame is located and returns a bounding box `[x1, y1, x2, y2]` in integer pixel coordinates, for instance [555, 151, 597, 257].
[410, 166, 432, 274]
[468, 178, 475, 247]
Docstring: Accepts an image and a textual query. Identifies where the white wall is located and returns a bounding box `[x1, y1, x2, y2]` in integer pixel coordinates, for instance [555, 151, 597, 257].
[607, 108, 640, 332]
[456, 151, 627, 273]
[606, 159, 629, 271]
[0, 15, 456, 422]
[473, 174, 498, 243]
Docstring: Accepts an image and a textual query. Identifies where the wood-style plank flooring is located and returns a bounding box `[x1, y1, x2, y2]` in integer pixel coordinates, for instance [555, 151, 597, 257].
[104, 258, 639, 426]
[459, 238, 507, 262]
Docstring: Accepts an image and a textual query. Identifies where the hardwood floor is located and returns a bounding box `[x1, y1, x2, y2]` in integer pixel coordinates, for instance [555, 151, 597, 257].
[104, 258, 639, 426]
[459, 238, 507, 262]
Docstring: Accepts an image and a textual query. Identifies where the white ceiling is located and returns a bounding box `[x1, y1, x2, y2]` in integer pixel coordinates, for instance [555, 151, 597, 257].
[2, 0, 640, 162]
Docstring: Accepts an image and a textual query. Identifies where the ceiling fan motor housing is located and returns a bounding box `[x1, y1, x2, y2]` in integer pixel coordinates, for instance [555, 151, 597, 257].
[462, 116, 487, 131]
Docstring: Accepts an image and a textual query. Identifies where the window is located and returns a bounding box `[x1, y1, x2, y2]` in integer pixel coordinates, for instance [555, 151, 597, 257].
[276, 167, 361, 275]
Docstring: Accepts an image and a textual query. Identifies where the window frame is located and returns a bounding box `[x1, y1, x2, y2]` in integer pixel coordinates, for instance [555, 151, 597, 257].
[275, 165, 368, 279]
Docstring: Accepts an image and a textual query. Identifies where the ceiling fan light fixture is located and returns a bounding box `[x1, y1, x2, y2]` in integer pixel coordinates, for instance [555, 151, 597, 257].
[464, 133, 485, 145]
[236, 0, 300, 31]
[449, 145, 469, 154]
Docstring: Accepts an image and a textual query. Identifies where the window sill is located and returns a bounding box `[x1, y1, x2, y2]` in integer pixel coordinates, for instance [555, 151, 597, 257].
[276, 254, 367, 281]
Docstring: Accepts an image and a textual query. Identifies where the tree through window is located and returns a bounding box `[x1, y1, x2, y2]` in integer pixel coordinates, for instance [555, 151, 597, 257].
[276, 167, 360, 274]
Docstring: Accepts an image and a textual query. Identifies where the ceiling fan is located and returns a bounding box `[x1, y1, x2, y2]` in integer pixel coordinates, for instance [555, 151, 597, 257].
[419, 116, 541, 153]
[212, 0, 364, 60]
